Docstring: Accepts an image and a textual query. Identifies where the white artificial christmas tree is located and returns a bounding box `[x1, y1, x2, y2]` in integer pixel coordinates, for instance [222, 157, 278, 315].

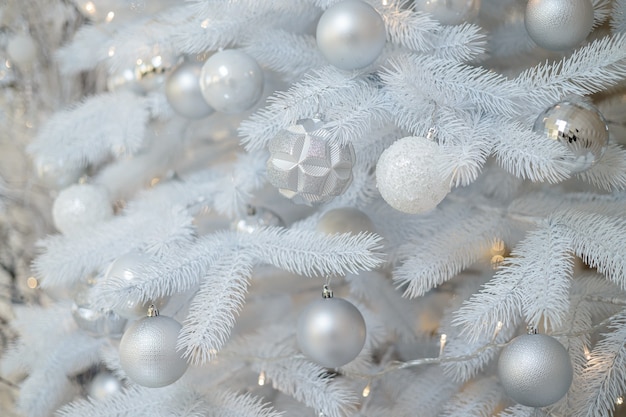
[1, 0, 626, 416]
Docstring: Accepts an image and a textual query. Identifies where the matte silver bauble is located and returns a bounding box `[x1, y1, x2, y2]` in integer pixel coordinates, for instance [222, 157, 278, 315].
[119, 314, 188, 388]
[88, 371, 123, 400]
[52, 184, 113, 235]
[525, 0, 593, 51]
[165, 60, 214, 119]
[498, 333, 573, 407]
[414, 0, 481, 25]
[376, 136, 450, 214]
[267, 118, 355, 206]
[72, 290, 127, 337]
[316, 0, 386, 70]
[232, 205, 284, 234]
[104, 251, 169, 319]
[297, 297, 366, 368]
[199, 50, 264, 114]
[317, 207, 374, 235]
[533, 100, 609, 173]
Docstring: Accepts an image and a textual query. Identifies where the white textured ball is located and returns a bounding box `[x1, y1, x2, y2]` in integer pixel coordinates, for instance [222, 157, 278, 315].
[7, 34, 37, 67]
[376, 137, 450, 214]
[297, 297, 366, 368]
[119, 315, 188, 388]
[525, 0, 594, 51]
[498, 333, 573, 407]
[316, 0, 386, 70]
[199, 50, 264, 114]
[317, 207, 374, 235]
[88, 371, 123, 400]
[165, 60, 214, 119]
[52, 184, 113, 234]
[105, 251, 169, 319]
[414, 0, 481, 25]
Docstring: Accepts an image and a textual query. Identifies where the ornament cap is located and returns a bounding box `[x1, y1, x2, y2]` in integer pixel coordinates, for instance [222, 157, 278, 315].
[322, 285, 334, 299]
[147, 305, 159, 317]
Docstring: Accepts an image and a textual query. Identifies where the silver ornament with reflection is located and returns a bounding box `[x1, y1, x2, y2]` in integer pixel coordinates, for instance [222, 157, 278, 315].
[165, 59, 214, 119]
[232, 205, 284, 234]
[533, 100, 609, 173]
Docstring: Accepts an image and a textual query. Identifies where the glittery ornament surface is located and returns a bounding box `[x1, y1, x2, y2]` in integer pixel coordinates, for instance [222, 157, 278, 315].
[498, 333, 573, 407]
[52, 184, 113, 235]
[375, 136, 450, 214]
[525, 0, 593, 50]
[119, 315, 188, 388]
[267, 119, 355, 205]
[533, 100, 609, 173]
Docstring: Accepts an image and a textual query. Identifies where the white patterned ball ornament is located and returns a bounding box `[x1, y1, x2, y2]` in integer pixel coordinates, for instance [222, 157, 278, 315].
[376, 136, 450, 214]
[52, 184, 113, 234]
[525, 0, 594, 51]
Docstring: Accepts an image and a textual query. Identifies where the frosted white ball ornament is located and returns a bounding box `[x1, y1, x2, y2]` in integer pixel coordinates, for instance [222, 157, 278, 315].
[105, 251, 169, 319]
[316, 0, 386, 71]
[52, 184, 113, 234]
[525, 0, 594, 51]
[414, 0, 481, 25]
[119, 307, 188, 388]
[317, 207, 374, 235]
[165, 59, 214, 119]
[376, 136, 450, 214]
[533, 99, 609, 174]
[267, 118, 356, 206]
[7, 34, 37, 67]
[199, 50, 264, 114]
[88, 371, 123, 400]
[498, 332, 573, 407]
[297, 287, 366, 368]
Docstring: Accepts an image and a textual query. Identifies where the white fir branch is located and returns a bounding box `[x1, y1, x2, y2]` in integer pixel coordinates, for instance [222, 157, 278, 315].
[178, 251, 253, 365]
[393, 210, 508, 298]
[440, 377, 504, 417]
[55, 25, 112, 74]
[499, 404, 547, 417]
[612, 0, 626, 33]
[381, 55, 521, 118]
[27, 92, 150, 171]
[391, 367, 460, 417]
[492, 123, 573, 183]
[427, 23, 487, 63]
[243, 30, 325, 78]
[380, 3, 440, 53]
[240, 227, 385, 277]
[205, 391, 284, 417]
[576, 144, 626, 191]
[592, 0, 613, 28]
[576, 310, 626, 417]
[554, 211, 626, 289]
[19, 372, 75, 417]
[239, 66, 365, 150]
[515, 34, 626, 113]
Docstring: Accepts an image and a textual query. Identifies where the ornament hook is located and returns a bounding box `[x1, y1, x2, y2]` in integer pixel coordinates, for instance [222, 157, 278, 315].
[147, 304, 159, 317]
[322, 284, 333, 299]
[526, 325, 537, 335]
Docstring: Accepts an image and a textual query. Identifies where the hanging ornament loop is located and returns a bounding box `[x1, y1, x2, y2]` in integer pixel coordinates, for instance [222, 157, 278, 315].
[322, 284, 333, 299]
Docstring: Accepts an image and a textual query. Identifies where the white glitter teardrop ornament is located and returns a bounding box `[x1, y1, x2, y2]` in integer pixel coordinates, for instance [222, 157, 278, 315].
[414, 0, 481, 25]
[524, 0, 594, 51]
[376, 136, 450, 214]
[52, 184, 113, 235]
[533, 99, 609, 174]
[316, 0, 386, 71]
[297, 288, 366, 368]
[119, 307, 188, 388]
[498, 332, 573, 408]
[267, 118, 355, 206]
[105, 251, 169, 319]
[199, 50, 264, 114]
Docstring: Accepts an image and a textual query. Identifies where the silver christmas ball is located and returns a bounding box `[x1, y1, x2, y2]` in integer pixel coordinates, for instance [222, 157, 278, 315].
[376, 136, 450, 214]
[199, 50, 264, 114]
[525, 0, 594, 51]
[231, 205, 284, 233]
[88, 371, 123, 400]
[165, 59, 214, 119]
[498, 333, 573, 408]
[105, 251, 169, 319]
[52, 184, 113, 235]
[267, 118, 356, 206]
[317, 207, 374, 235]
[316, 0, 386, 71]
[297, 297, 366, 368]
[533, 100, 609, 173]
[72, 290, 127, 337]
[119, 314, 188, 388]
[34, 155, 84, 189]
[414, 0, 481, 25]
[107, 67, 146, 94]
[134, 49, 178, 93]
